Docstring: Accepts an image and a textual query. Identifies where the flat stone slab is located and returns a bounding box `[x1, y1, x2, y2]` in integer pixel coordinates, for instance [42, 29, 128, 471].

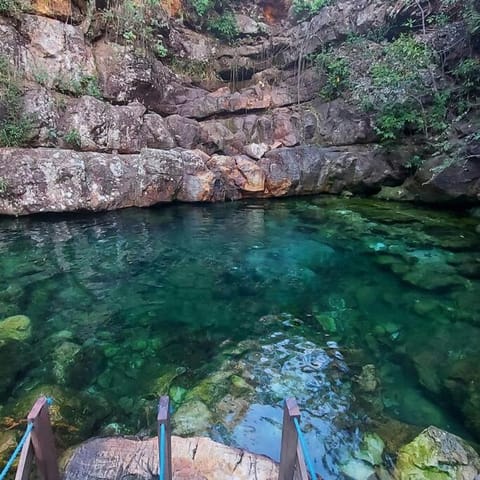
[64, 435, 279, 480]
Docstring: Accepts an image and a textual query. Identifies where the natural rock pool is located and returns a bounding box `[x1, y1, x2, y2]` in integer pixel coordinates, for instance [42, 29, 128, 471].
[0, 197, 479, 478]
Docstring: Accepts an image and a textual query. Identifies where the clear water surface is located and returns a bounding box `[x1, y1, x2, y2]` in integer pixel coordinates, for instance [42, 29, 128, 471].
[0, 197, 479, 478]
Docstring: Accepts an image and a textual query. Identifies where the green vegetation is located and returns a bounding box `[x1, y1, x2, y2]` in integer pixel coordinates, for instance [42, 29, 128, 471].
[64, 129, 81, 149]
[292, 0, 332, 21]
[361, 34, 436, 141]
[313, 0, 479, 145]
[185, 0, 238, 43]
[207, 12, 238, 42]
[465, 1, 480, 35]
[319, 34, 452, 142]
[100, 0, 169, 57]
[0, 57, 33, 147]
[452, 58, 480, 94]
[0, 177, 8, 196]
[313, 50, 350, 100]
[153, 40, 168, 59]
[0, 0, 23, 16]
[190, 0, 212, 16]
[54, 75, 102, 98]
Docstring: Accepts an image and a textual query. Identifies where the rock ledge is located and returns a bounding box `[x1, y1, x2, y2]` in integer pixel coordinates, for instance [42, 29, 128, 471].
[64, 435, 278, 480]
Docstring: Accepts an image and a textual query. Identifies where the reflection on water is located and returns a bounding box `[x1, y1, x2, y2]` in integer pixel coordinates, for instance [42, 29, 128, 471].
[0, 197, 479, 478]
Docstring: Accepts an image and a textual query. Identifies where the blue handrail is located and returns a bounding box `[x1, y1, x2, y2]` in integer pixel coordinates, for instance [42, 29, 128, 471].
[293, 417, 317, 479]
[159, 423, 166, 480]
[0, 422, 34, 480]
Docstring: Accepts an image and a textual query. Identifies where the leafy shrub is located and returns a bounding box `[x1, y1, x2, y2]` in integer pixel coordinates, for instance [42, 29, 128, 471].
[207, 12, 238, 42]
[189, 0, 212, 16]
[313, 50, 350, 100]
[64, 129, 81, 149]
[0, 57, 33, 147]
[453, 58, 480, 93]
[375, 103, 423, 141]
[0, 177, 8, 195]
[0, 0, 22, 16]
[464, 1, 480, 35]
[153, 40, 168, 58]
[0, 116, 33, 147]
[292, 0, 331, 21]
[351, 34, 437, 141]
[100, 0, 169, 56]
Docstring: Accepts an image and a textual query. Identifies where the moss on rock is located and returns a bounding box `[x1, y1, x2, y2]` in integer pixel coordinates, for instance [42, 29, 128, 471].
[0, 314, 31, 343]
[395, 426, 480, 479]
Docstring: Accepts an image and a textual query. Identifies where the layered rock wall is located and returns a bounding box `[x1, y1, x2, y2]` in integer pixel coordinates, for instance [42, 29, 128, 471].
[0, 145, 409, 215]
[0, 0, 478, 214]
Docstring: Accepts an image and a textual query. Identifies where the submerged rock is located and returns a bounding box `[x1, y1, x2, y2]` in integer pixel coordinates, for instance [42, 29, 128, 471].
[173, 400, 213, 436]
[4, 385, 110, 446]
[0, 315, 31, 343]
[52, 341, 81, 384]
[341, 457, 376, 480]
[395, 426, 480, 479]
[356, 364, 378, 393]
[0, 315, 32, 394]
[354, 432, 385, 466]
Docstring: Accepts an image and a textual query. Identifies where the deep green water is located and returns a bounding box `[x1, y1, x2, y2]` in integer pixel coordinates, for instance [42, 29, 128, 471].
[0, 197, 479, 478]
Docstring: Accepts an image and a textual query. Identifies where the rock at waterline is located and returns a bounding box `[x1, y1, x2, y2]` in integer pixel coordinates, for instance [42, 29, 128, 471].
[63, 436, 278, 480]
[395, 426, 480, 479]
[172, 400, 213, 436]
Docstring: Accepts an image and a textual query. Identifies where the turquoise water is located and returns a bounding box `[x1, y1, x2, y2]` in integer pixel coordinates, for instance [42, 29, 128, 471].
[0, 197, 479, 478]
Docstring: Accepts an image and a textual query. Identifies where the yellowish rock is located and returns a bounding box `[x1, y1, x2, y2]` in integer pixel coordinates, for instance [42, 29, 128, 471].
[30, 0, 72, 19]
[0, 315, 31, 343]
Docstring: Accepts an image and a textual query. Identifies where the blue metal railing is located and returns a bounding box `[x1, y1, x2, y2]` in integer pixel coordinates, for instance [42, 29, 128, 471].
[0, 397, 55, 480]
[293, 417, 317, 479]
[0, 422, 34, 480]
[158, 422, 166, 480]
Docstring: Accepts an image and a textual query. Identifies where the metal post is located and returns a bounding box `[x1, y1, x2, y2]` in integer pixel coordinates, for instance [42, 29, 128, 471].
[27, 397, 60, 480]
[157, 396, 172, 480]
[14, 429, 34, 480]
[279, 397, 301, 480]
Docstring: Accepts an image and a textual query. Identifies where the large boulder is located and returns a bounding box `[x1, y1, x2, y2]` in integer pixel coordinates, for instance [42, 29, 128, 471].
[307, 99, 377, 146]
[0, 148, 224, 215]
[198, 100, 376, 157]
[63, 436, 279, 480]
[402, 151, 480, 204]
[57, 96, 148, 153]
[258, 145, 408, 197]
[395, 426, 480, 479]
[0, 145, 412, 215]
[19, 14, 96, 89]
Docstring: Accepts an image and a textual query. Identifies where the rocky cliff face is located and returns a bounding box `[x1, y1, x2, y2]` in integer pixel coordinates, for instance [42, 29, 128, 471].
[0, 0, 478, 214]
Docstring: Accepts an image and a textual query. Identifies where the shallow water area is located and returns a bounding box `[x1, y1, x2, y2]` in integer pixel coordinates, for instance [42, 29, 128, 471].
[0, 197, 479, 478]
